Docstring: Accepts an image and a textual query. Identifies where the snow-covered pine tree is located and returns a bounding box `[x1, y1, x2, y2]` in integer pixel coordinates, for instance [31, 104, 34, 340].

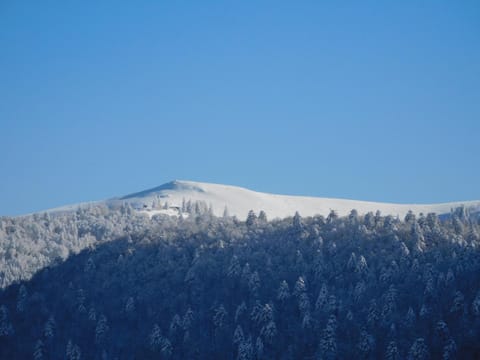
[237, 336, 253, 360]
[408, 338, 429, 360]
[442, 338, 457, 360]
[248, 271, 260, 297]
[43, 316, 55, 340]
[293, 211, 303, 230]
[149, 324, 162, 351]
[235, 302, 247, 324]
[293, 276, 307, 297]
[16, 284, 27, 313]
[260, 320, 277, 345]
[33, 339, 44, 360]
[318, 315, 337, 360]
[182, 307, 194, 331]
[385, 341, 401, 360]
[315, 283, 329, 312]
[227, 255, 241, 278]
[0, 305, 13, 337]
[255, 336, 264, 358]
[95, 315, 109, 345]
[404, 307, 416, 329]
[472, 290, 480, 316]
[125, 296, 135, 314]
[246, 210, 257, 227]
[357, 329, 375, 358]
[450, 291, 465, 314]
[233, 325, 244, 345]
[277, 280, 290, 302]
[258, 210, 267, 223]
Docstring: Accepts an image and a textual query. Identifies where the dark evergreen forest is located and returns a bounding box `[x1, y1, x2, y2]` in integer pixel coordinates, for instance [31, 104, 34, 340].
[1, 205, 480, 359]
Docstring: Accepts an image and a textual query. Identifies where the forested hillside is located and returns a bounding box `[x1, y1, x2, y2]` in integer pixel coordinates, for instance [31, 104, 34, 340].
[1, 206, 480, 359]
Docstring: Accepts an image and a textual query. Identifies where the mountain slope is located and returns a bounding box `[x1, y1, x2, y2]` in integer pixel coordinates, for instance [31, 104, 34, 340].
[113, 180, 480, 220]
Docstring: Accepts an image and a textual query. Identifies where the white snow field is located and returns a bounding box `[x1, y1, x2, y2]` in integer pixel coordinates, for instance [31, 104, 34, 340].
[112, 180, 479, 220]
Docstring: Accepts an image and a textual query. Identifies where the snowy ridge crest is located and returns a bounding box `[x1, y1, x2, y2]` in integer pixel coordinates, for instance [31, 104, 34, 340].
[108, 180, 480, 220]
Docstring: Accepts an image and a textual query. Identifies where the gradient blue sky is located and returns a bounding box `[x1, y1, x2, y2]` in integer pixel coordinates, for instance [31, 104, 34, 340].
[1, 1, 479, 215]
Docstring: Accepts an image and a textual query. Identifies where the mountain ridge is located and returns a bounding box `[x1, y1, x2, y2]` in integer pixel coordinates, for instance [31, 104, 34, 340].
[115, 180, 480, 220]
[31, 180, 480, 220]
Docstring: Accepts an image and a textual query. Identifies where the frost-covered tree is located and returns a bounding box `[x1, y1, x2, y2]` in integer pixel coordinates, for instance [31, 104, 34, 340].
[223, 206, 230, 218]
[277, 280, 290, 302]
[88, 307, 96, 322]
[182, 307, 194, 331]
[299, 292, 311, 315]
[44, 316, 55, 340]
[237, 336, 253, 360]
[95, 315, 109, 345]
[16, 284, 27, 313]
[169, 313, 182, 337]
[294, 276, 307, 297]
[228, 255, 241, 278]
[408, 338, 429, 360]
[213, 304, 228, 329]
[442, 338, 457, 360]
[250, 301, 264, 327]
[84, 257, 96, 274]
[258, 210, 267, 223]
[235, 302, 247, 324]
[241, 263, 251, 285]
[255, 336, 264, 358]
[293, 211, 303, 230]
[66, 342, 81, 360]
[327, 294, 337, 315]
[404, 307, 416, 329]
[356, 255, 368, 276]
[347, 252, 357, 271]
[76, 288, 86, 314]
[357, 330, 375, 358]
[33, 340, 44, 360]
[161, 337, 173, 358]
[302, 312, 312, 330]
[353, 280, 367, 302]
[233, 325, 244, 345]
[246, 210, 257, 227]
[450, 291, 465, 314]
[260, 320, 277, 345]
[149, 324, 162, 351]
[367, 300, 379, 328]
[472, 290, 480, 316]
[318, 315, 337, 360]
[382, 284, 397, 320]
[125, 296, 135, 314]
[386, 341, 401, 360]
[0, 305, 13, 337]
[248, 271, 260, 297]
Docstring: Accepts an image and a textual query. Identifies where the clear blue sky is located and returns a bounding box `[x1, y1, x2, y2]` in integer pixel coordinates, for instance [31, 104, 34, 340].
[1, 1, 479, 215]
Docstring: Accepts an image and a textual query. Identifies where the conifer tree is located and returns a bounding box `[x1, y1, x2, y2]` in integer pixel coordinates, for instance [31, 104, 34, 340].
[408, 338, 429, 360]
[318, 315, 337, 360]
[16, 284, 27, 313]
[95, 315, 109, 345]
[149, 324, 162, 351]
[0, 305, 13, 337]
[44, 316, 55, 340]
[33, 339, 44, 360]
[277, 281, 290, 302]
[385, 341, 401, 360]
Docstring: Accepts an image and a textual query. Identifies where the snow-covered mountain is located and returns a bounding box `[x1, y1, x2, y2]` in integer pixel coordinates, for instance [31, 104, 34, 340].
[101, 180, 480, 220]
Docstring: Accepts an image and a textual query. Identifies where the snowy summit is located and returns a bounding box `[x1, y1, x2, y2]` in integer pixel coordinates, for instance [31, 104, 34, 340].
[107, 180, 480, 220]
